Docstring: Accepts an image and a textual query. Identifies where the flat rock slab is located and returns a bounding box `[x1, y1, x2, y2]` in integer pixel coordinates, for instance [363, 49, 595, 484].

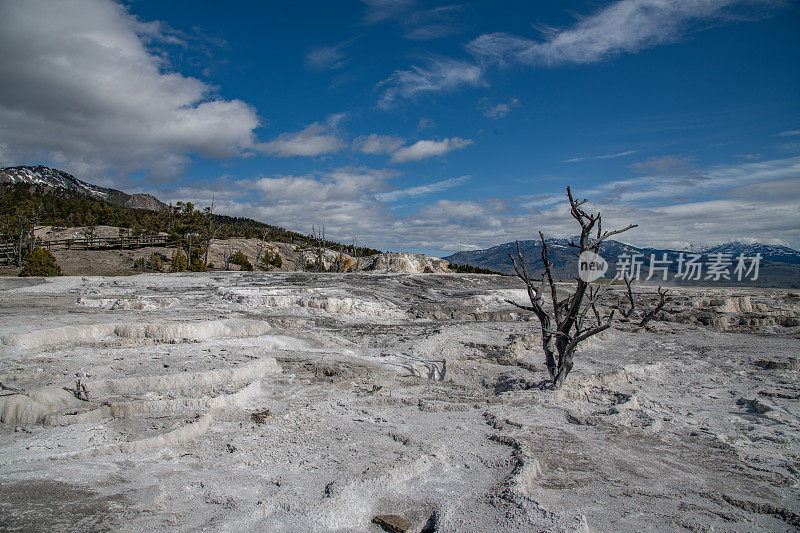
[373, 514, 412, 532]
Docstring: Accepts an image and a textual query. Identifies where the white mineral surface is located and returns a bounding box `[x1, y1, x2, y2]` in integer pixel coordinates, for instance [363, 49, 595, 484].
[0, 273, 798, 531]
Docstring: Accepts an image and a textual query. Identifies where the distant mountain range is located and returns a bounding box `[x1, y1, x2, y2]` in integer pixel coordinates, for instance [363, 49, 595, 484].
[3, 165, 797, 287]
[0, 165, 165, 211]
[444, 238, 800, 288]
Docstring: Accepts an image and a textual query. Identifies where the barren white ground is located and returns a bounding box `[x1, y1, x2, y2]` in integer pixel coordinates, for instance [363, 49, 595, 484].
[0, 273, 798, 532]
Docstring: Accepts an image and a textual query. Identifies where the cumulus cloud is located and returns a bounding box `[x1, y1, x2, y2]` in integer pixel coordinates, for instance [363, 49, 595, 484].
[378, 59, 483, 108]
[402, 158, 800, 252]
[207, 167, 403, 245]
[352, 134, 406, 155]
[466, 0, 779, 67]
[250, 168, 391, 203]
[168, 156, 800, 255]
[259, 126, 472, 164]
[0, 0, 260, 181]
[390, 137, 473, 163]
[258, 123, 346, 157]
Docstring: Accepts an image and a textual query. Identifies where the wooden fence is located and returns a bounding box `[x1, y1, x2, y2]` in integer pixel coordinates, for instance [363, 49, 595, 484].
[0, 234, 170, 264]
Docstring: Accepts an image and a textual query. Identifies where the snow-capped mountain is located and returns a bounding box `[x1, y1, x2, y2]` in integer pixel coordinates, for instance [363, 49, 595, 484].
[0, 165, 165, 211]
[705, 242, 800, 264]
[1, 165, 110, 199]
[444, 238, 800, 288]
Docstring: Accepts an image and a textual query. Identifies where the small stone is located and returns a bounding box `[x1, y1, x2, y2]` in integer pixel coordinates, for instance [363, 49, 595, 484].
[250, 409, 272, 424]
[226, 443, 237, 453]
[736, 397, 772, 414]
[373, 514, 411, 533]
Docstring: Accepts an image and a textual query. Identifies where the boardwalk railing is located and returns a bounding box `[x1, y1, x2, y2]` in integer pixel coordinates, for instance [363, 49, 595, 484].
[0, 234, 170, 263]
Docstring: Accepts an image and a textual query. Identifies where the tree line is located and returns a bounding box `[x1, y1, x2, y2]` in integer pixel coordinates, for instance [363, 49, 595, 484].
[0, 183, 382, 267]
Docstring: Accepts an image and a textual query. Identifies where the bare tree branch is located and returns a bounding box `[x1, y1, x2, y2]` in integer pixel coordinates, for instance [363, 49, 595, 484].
[639, 287, 669, 327]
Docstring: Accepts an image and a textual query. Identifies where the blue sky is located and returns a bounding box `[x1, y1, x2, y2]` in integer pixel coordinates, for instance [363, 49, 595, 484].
[1, 0, 799, 255]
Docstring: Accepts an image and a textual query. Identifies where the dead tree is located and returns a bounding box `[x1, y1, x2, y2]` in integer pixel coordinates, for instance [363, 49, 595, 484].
[255, 227, 270, 269]
[507, 187, 636, 388]
[351, 238, 359, 266]
[638, 287, 669, 327]
[614, 275, 670, 326]
[310, 223, 326, 272]
[617, 274, 635, 319]
[201, 198, 220, 267]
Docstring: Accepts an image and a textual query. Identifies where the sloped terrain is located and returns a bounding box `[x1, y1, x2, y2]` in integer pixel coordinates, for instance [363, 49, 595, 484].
[0, 273, 798, 531]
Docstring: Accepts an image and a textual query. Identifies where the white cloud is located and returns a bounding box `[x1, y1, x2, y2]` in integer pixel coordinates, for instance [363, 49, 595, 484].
[209, 167, 404, 245]
[564, 150, 637, 163]
[390, 137, 473, 163]
[779, 129, 800, 137]
[258, 123, 346, 157]
[0, 0, 260, 181]
[403, 5, 465, 41]
[259, 125, 472, 164]
[376, 175, 469, 202]
[378, 59, 483, 108]
[596, 150, 637, 159]
[467, 0, 779, 67]
[416, 118, 435, 130]
[352, 134, 405, 155]
[581, 155, 800, 205]
[305, 43, 348, 70]
[250, 168, 390, 203]
[629, 155, 694, 174]
[167, 157, 800, 255]
[360, 0, 463, 40]
[481, 98, 519, 119]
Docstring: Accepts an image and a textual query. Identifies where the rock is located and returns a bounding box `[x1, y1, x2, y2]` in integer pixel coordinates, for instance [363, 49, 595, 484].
[373, 514, 411, 533]
[420, 511, 438, 533]
[300, 249, 357, 272]
[357, 252, 450, 274]
[565, 413, 597, 426]
[753, 358, 800, 371]
[736, 397, 772, 414]
[492, 373, 539, 394]
[609, 395, 639, 413]
[250, 409, 272, 424]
